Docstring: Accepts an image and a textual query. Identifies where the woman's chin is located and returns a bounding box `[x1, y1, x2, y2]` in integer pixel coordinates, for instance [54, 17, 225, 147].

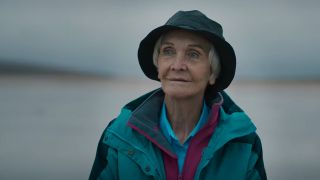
[163, 88, 196, 99]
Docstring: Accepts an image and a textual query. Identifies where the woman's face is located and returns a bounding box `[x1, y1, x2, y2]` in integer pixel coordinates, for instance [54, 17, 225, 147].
[157, 30, 215, 99]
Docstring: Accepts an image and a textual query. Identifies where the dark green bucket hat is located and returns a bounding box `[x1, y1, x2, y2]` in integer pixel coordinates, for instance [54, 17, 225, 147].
[138, 10, 236, 93]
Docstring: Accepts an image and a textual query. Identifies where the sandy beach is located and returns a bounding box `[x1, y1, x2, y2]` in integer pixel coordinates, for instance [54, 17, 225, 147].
[0, 74, 319, 179]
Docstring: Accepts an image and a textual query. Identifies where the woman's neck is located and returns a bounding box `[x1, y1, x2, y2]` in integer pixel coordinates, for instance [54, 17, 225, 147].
[164, 94, 204, 144]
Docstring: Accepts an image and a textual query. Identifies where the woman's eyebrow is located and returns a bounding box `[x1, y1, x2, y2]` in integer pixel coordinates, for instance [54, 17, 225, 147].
[160, 42, 208, 52]
[161, 42, 174, 46]
[188, 44, 208, 52]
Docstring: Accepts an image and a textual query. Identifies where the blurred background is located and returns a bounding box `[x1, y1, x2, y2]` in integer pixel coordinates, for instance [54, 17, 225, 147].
[0, 0, 319, 179]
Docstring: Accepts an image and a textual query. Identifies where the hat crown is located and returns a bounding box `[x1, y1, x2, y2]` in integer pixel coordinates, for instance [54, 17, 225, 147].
[166, 10, 224, 39]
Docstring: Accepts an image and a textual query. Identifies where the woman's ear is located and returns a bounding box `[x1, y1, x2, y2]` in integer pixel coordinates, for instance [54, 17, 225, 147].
[209, 73, 216, 85]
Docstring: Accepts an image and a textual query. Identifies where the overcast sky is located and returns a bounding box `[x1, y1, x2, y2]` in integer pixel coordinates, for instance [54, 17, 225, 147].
[1, 0, 320, 79]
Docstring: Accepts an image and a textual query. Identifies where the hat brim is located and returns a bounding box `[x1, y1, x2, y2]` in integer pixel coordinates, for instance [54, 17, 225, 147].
[138, 25, 236, 93]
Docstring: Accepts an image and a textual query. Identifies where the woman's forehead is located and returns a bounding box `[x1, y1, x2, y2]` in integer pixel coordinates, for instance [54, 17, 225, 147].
[161, 29, 212, 50]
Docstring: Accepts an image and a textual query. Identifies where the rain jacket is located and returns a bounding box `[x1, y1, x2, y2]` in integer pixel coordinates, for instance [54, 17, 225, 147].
[89, 89, 267, 180]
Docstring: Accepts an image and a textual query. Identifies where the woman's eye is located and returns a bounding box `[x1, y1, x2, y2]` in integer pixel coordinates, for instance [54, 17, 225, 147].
[188, 51, 200, 59]
[161, 48, 175, 56]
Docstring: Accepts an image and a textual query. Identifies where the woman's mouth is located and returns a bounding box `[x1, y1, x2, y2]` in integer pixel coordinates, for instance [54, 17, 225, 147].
[167, 78, 190, 82]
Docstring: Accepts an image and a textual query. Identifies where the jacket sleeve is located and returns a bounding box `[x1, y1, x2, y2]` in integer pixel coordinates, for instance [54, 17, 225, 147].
[89, 120, 117, 180]
[246, 135, 267, 180]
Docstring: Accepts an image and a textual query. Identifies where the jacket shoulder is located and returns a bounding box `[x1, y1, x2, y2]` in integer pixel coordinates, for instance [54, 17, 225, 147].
[229, 133, 267, 179]
[89, 119, 116, 179]
[229, 132, 262, 152]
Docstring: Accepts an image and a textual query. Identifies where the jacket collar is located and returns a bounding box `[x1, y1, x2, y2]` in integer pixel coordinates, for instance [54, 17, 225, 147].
[127, 89, 176, 157]
[194, 91, 257, 177]
[127, 89, 225, 158]
[108, 88, 256, 158]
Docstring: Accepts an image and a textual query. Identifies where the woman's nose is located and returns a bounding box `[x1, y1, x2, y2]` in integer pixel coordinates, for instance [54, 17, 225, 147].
[170, 54, 187, 71]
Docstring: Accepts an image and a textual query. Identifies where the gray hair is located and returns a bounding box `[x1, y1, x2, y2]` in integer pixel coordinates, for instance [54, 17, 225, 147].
[152, 34, 221, 79]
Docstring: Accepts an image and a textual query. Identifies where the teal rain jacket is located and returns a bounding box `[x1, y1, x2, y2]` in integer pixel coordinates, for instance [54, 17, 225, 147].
[89, 89, 267, 179]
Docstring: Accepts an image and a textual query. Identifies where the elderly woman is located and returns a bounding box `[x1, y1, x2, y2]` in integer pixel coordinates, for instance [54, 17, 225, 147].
[89, 10, 266, 180]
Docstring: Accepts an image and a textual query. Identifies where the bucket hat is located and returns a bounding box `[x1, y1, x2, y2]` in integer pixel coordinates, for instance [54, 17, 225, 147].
[138, 10, 236, 95]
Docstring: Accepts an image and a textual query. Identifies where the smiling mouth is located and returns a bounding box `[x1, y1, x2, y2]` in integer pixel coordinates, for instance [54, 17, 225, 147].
[168, 78, 190, 82]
